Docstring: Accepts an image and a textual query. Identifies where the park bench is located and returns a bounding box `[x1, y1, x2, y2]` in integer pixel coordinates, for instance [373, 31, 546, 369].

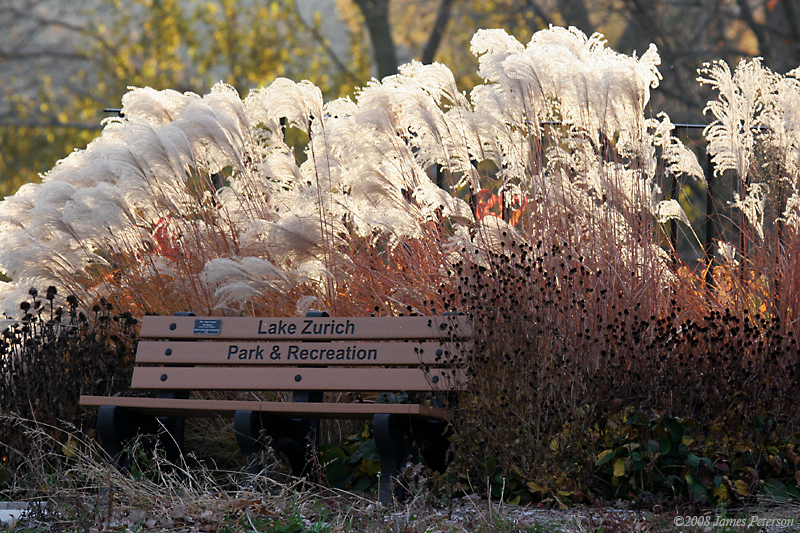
[79, 312, 471, 502]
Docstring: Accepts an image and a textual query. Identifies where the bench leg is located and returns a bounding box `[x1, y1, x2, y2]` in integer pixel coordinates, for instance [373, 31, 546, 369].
[374, 414, 411, 504]
[409, 418, 451, 472]
[234, 411, 317, 477]
[98, 406, 140, 470]
[156, 415, 186, 464]
[97, 406, 185, 470]
[155, 391, 188, 463]
[374, 414, 452, 504]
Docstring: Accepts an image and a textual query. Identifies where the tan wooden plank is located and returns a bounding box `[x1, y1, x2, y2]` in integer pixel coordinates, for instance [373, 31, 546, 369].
[140, 315, 471, 340]
[79, 396, 450, 420]
[130, 366, 465, 392]
[135, 340, 471, 366]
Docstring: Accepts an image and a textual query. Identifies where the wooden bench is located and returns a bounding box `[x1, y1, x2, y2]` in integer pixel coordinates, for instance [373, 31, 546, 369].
[79, 312, 471, 502]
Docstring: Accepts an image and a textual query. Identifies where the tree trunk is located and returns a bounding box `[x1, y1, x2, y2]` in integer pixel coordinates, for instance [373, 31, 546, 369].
[558, 0, 594, 34]
[421, 0, 454, 64]
[354, 0, 398, 79]
[763, 0, 800, 73]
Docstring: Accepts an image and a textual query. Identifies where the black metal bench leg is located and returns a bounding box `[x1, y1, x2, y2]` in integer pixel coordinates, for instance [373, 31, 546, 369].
[156, 415, 186, 464]
[410, 419, 451, 473]
[155, 391, 187, 463]
[234, 411, 317, 477]
[234, 410, 265, 474]
[374, 415, 452, 504]
[97, 405, 143, 471]
[374, 413, 412, 504]
[98, 406, 186, 470]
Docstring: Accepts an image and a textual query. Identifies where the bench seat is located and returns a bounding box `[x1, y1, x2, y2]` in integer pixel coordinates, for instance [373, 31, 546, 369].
[78, 396, 451, 420]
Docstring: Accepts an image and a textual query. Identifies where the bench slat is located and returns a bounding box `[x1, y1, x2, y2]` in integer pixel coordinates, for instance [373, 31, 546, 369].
[130, 366, 464, 392]
[135, 340, 468, 365]
[140, 315, 471, 340]
[78, 396, 450, 420]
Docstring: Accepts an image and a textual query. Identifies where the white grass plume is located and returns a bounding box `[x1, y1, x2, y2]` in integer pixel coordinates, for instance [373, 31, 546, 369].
[0, 26, 710, 318]
[732, 182, 769, 240]
[699, 59, 772, 182]
[120, 86, 198, 125]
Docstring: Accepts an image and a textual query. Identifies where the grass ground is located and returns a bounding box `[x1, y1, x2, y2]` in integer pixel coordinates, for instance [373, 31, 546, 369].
[1, 424, 798, 533]
[3, 487, 799, 532]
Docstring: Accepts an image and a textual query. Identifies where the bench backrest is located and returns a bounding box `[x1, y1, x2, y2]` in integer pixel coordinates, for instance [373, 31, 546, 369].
[131, 315, 471, 393]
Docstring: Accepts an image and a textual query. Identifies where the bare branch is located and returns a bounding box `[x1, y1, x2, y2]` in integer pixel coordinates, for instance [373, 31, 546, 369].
[0, 118, 102, 131]
[4, 3, 89, 35]
[291, 2, 360, 84]
[421, 0, 454, 65]
[522, 0, 554, 27]
[0, 49, 88, 61]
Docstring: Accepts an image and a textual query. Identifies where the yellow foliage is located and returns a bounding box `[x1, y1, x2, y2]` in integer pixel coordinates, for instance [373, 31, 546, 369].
[713, 483, 729, 503]
[526, 481, 544, 493]
[1, 0, 365, 200]
[596, 449, 614, 464]
[613, 458, 626, 477]
[733, 479, 751, 496]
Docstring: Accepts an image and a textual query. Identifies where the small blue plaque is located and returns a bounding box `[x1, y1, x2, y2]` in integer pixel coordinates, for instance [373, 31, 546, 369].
[193, 319, 222, 335]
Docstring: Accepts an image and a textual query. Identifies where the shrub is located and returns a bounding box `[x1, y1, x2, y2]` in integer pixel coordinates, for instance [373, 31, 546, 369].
[0, 287, 136, 473]
[445, 241, 800, 505]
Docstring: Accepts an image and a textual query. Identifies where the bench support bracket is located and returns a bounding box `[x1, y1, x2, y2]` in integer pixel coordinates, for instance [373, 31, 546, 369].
[97, 404, 185, 470]
[234, 407, 319, 478]
[374, 414, 450, 504]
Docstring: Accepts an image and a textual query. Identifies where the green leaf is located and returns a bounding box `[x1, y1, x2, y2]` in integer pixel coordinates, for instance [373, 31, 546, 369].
[686, 474, 707, 501]
[688, 453, 701, 469]
[595, 449, 615, 466]
[647, 439, 660, 455]
[526, 481, 545, 493]
[713, 484, 730, 504]
[763, 479, 800, 503]
[664, 417, 684, 443]
[320, 445, 349, 486]
[734, 479, 751, 497]
[688, 453, 713, 472]
[361, 458, 381, 477]
[347, 439, 380, 464]
[353, 477, 375, 492]
[658, 437, 672, 455]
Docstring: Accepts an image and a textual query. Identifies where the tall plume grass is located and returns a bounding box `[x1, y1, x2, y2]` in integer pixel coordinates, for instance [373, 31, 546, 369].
[1, 25, 799, 504]
[0, 27, 702, 325]
[700, 58, 800, 333]
[0, 76, 474, 317]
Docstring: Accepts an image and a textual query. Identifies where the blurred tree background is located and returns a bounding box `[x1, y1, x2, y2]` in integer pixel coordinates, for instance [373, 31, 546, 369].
[1, 0, 798, 199]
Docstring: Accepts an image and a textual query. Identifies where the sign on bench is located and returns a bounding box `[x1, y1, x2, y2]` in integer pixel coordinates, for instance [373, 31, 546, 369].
[80, 312, 471, 502]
